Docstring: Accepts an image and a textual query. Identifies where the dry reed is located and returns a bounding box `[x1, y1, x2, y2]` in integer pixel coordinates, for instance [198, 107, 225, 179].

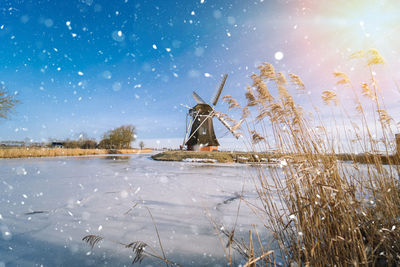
[82, 206, 179, 266]
[0, 147, 152, 158]
[224, 49, 400, 266]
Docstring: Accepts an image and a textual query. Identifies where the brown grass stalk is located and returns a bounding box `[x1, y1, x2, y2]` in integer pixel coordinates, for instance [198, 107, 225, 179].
[0, 147, 152, 158]
[224, 53, 400, 266]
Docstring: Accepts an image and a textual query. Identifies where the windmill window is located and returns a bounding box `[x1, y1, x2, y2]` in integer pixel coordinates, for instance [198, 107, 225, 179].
[200, 126, 207, 135]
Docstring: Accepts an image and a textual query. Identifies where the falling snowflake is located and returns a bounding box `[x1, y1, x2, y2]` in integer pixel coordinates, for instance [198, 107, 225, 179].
[274, 51, 284, 60]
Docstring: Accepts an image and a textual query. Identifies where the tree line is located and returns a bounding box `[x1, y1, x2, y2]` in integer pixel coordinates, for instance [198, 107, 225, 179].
[60, 125, 138, 149]
[0, 87, 145, 150]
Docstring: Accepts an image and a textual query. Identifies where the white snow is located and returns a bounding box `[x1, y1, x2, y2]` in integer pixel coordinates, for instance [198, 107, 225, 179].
[44, 19, 53, 28]
[279, 159, 287, 167]
[112, 82, 122, 91]
[102, 70, 112, 79]
[274, 51, 284, 60]
[227, 16, 235, 25]
[213, 10, 222, 19]
[182, 158, 217, 163]
[111, 30, 125, 42]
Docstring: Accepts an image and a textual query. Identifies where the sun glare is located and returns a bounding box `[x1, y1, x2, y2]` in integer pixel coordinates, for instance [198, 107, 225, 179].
[310, 0, 400, 57]
[336, 1, 400, 54]
[354, 5, 394, 38]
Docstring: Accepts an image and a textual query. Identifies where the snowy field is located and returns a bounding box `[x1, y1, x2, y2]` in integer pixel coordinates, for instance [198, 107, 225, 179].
[0, 153, 269, 266]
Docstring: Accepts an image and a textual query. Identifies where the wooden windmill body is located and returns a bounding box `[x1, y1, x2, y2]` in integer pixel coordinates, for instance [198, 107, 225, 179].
[183, 74, 241, 151]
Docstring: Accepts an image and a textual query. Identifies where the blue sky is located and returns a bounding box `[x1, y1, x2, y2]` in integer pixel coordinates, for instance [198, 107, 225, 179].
[1, 0, 400, 146]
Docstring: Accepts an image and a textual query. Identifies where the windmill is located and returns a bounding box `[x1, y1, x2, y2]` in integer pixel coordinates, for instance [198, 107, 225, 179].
[183, 74, 242, 151]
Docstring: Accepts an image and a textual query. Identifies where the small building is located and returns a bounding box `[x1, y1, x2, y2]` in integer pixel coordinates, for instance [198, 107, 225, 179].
[51, 142, 64, 148]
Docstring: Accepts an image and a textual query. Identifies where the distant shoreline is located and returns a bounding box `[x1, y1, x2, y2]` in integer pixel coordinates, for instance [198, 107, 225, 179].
[152, 150, 400, 165]
[151, 150, 281, 163]
[0, 148, 153, 159]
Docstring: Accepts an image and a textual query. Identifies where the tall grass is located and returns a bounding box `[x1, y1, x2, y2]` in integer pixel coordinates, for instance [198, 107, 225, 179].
[226, 49, 400, 266]
[0, 147, 153, 158]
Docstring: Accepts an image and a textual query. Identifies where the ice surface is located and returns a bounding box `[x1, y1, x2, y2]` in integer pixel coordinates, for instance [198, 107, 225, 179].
[0, 153, 268, 266]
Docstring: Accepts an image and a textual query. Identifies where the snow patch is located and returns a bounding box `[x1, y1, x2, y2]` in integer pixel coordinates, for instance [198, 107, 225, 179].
[182, 158, 217, 163]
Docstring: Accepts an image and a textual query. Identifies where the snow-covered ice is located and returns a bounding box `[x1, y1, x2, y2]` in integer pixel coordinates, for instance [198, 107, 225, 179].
[0, 153, 267, 266]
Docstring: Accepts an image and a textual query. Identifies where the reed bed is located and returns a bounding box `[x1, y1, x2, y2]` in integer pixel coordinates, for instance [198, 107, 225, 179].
[0, 147, 152, 158]
[223, 49, 400, 266]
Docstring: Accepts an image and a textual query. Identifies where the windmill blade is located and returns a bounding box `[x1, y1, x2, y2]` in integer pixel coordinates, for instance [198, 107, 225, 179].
[211, 74, 228, 106]
[192, 91, 206, 104]
[214, 112, 242, 139]
[180, 104, 191, 109]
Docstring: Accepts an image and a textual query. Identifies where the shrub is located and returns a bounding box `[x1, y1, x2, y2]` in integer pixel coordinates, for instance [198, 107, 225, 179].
[99, 125, 136, 149]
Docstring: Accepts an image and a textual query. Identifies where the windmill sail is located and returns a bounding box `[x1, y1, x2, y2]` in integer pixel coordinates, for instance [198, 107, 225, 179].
[211, 74, 228, 106]
[180, 104, 191, 109]
[192, 91, 206, 104]
[214, 112, 242, 139]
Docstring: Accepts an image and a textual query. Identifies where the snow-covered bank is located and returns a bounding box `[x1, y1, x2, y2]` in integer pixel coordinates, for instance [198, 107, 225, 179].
[0, 154, 268, 266]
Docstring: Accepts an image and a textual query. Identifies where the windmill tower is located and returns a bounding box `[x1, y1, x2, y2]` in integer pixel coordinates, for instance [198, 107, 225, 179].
[183, 74, 241, 151]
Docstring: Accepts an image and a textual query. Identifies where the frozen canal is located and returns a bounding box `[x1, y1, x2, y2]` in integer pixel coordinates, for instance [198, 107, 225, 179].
[0, 153, 266, 266]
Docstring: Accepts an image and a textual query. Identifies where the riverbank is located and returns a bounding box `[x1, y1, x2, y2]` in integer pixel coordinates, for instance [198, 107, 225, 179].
[0, 147, 153, 158]
[151, 150, 282, 163]
[152, 150, 400, 165]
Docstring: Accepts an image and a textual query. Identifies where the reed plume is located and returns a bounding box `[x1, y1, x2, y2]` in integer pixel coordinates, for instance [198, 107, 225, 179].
[222, 54, 400, 266]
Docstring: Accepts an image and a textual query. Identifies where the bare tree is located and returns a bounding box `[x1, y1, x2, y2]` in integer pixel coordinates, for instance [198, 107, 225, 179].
[0, 85, 18, 119]
[139, 141, 145, 150]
